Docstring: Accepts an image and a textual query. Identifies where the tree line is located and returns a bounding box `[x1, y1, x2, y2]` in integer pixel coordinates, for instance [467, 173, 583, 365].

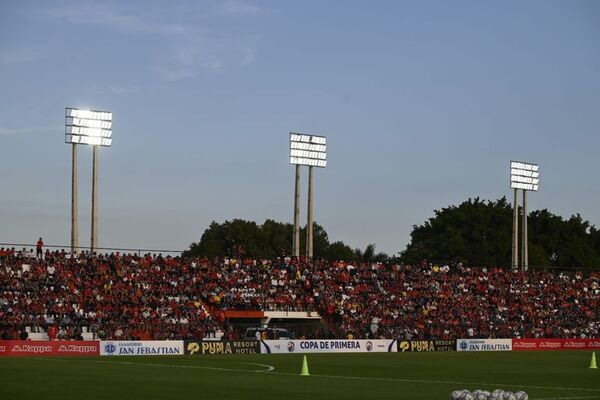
[185, 197, 600, 270]
[184, 219, 387, 262]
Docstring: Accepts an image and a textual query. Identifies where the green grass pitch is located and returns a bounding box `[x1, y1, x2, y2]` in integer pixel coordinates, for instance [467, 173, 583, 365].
[1, 352, 598, 399]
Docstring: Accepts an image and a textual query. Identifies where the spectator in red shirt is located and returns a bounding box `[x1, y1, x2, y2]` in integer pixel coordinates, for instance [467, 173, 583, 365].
[47, 325, 58, 341]
[36, 238, 44, 259]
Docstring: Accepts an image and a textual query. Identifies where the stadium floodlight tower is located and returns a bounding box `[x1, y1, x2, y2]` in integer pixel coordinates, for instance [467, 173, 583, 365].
[289, 133, 327, 259]
[65, 107, 112, 254]
[510, 161, 540, 271]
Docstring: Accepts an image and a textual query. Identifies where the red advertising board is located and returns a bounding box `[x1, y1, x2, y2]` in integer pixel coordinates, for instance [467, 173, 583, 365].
[512, 338, 600, 351]
[0, 341, 99, 356]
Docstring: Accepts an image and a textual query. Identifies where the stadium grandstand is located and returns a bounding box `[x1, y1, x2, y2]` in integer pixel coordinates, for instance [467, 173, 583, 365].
[1, 247, 598, 342]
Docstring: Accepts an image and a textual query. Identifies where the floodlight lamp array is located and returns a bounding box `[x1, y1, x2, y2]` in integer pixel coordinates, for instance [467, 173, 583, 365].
[65, 135, 112, 146]
[65, 107, 113, 147]
[290, 133, 326, 145]
[290, 157, 327, 167]
[66, 126, 112, 138]
[290, 149, 327, 160]
[66, 117, 111, 130]
[290, 142, 326, 152]
[289, 132, 327, 168]
[510, 161, 540, 192]
[66, 108, 111, 121]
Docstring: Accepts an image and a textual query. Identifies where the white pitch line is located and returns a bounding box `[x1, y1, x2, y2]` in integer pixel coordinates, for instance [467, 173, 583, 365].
[535, 397, 600, 400]
[30, 358, 274, 373]
[28, 358, 600, 395]
[262, 370, 600, 394]
[105, 360, 276, 373]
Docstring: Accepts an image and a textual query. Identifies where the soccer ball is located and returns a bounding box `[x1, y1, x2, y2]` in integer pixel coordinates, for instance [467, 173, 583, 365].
[502, 392, 516, 400]
[488, 389, 504, 400]
[472, 390, 489, 400]
[514, 391, 528, 400]
[450, 390, 474, 400]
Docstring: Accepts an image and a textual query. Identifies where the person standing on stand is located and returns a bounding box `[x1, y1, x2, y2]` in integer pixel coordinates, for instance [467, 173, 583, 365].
[36, 237, 44, 259]
[47, 325, 58, 341]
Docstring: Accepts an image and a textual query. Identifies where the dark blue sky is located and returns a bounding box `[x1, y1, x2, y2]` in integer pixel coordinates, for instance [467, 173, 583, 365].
[1, 0, 599, 254]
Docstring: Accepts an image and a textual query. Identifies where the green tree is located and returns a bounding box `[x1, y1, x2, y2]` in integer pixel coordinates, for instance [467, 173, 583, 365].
[185, 219, 361, 260]
[401, 197, 512, 266]
[360, 244, 389, 263]
[401, 197, 600, 270]
[325, 241, 359, 261]
[260, 219, 293, 258]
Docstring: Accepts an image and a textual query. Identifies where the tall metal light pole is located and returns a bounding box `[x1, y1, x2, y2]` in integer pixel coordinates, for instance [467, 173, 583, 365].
[289, 133, 327, 259]
[70, 143, 79, 253]
[522, 190, 528, 270]
[306, 166, 314, 258]
[510, 161, 540, 271]
[293, 164, 301, 257]
[66, 108, 113, 254]
[91, 145, 99, 252]
[511, 188, 518, 269]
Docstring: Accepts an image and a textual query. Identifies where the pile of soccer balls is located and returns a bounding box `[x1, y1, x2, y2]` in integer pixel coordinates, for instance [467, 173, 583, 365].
[450, 389, 528, 400]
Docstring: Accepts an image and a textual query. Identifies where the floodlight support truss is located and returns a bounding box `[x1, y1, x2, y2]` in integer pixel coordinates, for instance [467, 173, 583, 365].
[293, 165, 301, 258]
[71, 144, 79, 252]
[306, 166, 314, 259]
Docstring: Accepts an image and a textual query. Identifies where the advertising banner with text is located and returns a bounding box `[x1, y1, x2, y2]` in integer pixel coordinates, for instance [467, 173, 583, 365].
[185, 341, 260, 355]
[261, 339, 397, 354]
[512, 338, 600, 351]
[398, 339, 456, 352]
[456, 338, 512, 352]
[0, 341, 99, 357]
[100, 341, 184, 356]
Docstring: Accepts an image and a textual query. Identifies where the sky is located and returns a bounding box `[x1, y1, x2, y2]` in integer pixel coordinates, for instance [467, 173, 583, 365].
[1, 0, 599, 255]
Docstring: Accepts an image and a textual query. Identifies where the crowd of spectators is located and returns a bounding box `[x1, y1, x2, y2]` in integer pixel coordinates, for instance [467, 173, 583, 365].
[0, 248, 222, 341]
[1, 247, 599, 341]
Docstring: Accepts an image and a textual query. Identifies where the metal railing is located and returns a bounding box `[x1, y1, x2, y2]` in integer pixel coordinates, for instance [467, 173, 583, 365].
[0, 242, 184, 256]
[524, 265, 598, 272]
